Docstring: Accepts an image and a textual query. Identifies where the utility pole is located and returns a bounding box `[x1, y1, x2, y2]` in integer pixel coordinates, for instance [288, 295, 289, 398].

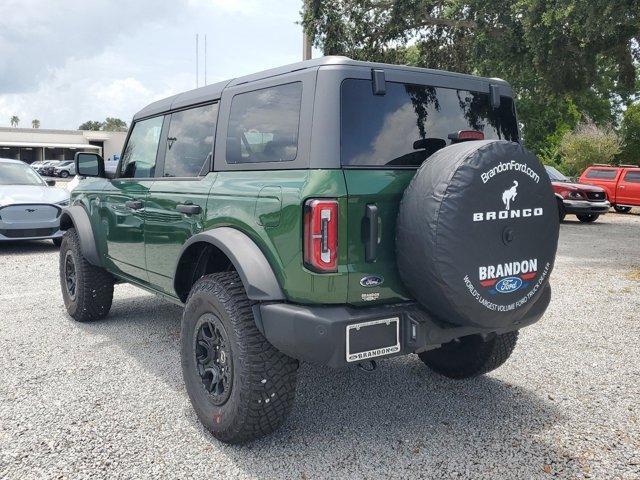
[302, 0, 312, 60]
[204, 35, 207, 86]
[196, 34, 199, 88]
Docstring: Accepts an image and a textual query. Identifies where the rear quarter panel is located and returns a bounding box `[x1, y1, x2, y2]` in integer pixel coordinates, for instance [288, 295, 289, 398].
[205, 169, 349, 304]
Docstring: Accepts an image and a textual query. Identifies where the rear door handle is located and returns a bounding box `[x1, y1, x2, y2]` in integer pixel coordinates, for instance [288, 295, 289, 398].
[125, 200, 144, 210]
[176, 203, 201, 215]
[364, 204, 379, 263]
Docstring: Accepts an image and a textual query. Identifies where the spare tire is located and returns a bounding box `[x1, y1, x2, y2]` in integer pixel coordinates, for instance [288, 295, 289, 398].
[396, 140, 559, 329]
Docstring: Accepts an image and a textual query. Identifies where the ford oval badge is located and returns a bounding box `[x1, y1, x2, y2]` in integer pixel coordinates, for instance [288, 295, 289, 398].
[495, 276, 523, 294]
[360, 275, 384, 287]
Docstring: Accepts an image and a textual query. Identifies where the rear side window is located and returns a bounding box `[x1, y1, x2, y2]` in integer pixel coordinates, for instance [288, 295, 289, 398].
[163, 103, 218, 177]
[623, 170, 640, 183]
[341, 79, 519, 167]
[226, 82, 302, 164]
[585, 169, 617, 180]
[120, 116, 164, 178]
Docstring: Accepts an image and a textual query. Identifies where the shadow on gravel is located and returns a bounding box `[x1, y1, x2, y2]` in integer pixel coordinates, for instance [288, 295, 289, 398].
[0, 240, 58, 256]
[74, 293, 563, 476]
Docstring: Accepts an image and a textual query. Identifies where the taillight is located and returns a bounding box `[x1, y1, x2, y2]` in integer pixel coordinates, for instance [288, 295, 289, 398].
[303, 199, 338, 272]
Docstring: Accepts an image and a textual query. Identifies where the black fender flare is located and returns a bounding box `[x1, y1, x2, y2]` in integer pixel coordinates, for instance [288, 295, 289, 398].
[175, 227, 285, 301]
[59, 205, 101, 266]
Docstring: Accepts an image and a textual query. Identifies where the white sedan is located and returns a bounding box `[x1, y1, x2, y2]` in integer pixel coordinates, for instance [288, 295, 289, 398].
[0, 158, 70, 245]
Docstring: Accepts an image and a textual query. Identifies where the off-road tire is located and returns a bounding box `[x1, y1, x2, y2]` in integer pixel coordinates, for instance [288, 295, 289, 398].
[181, 272, 298, 444]
[418, 331, 518, 379]
[577, 213, 599, 223]
[59, 228, 114, 322]
[614, 205, 631, 214]
[556, 198, 566, 222]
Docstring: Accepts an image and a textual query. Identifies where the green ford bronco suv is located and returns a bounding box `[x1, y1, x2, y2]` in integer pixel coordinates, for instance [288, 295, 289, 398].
[58, 56, 559, 443]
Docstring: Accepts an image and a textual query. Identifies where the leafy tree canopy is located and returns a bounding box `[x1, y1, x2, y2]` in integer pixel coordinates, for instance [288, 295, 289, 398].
[620, 102, 640, 165]
[302, 0, 639, 156]
[78, 118, 128, 132]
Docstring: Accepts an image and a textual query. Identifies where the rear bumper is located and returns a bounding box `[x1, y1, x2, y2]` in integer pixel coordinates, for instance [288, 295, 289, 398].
[257, 284, 551, 368]
[563, 199, 610, 215]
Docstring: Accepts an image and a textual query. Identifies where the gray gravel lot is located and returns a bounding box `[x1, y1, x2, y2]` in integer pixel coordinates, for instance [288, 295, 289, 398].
[1, 211, 639, 479]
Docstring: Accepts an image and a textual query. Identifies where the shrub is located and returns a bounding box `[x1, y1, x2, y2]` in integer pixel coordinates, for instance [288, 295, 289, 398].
[560, 121, 621, 175]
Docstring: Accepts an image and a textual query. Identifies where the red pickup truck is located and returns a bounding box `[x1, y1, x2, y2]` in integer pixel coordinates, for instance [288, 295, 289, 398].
[579, 165, 640, 213]
[545, 166, 609, 222]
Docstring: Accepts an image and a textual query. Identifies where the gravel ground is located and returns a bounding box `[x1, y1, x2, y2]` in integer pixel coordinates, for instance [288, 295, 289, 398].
[1, 210, 639, 479]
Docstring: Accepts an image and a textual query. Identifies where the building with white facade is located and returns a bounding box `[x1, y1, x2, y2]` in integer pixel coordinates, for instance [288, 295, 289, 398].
[0, 127, 126, 164]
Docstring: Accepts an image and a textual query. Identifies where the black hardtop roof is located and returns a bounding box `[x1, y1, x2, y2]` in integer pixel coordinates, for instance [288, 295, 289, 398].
[133, 56, 510, 121]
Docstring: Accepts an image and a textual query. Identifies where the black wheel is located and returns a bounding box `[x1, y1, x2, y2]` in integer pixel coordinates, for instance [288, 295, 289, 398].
[52, 238, 62, 247]
[59, 228, 114, 322]
[181, 272, 298, 444]
[614, 205, 631, 213]
[556, 198, 566, 222]
[576, 213, 599, 223]
[60, 171, 69, 178]
[418, 331, 518, 379]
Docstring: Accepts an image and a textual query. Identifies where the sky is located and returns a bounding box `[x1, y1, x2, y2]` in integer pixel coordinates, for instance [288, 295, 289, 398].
[0, 0, 312, 130]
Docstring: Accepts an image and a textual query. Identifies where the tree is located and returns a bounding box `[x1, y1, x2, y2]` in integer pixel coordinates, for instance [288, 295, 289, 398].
[10, 115, 19, 127]
[78, 120, 103, 131]
[302, 0, 639, 155]
[31, 119, 40, 129]
[102, 117, 127, 132]
[619, 102, 640, 165]
[560, 121, 621, 175]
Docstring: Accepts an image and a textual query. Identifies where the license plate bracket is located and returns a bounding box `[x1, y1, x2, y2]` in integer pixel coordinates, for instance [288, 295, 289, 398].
[346, 317, 400, 363]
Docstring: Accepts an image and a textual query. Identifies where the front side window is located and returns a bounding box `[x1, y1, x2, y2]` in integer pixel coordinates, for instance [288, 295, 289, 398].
[0, 162, 45, 186]
[226, 82, 302, 164]
[545, 165, 569, 182]
[341, 79, 519, 167]
[585, 169, 617, 180]
[120, 116, 164, 178]
[624, 170, 640, 183]
[163, 103, 218, 177]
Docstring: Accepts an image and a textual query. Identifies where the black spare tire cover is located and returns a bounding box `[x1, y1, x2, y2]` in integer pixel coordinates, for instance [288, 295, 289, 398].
[396, 140, 559, 329]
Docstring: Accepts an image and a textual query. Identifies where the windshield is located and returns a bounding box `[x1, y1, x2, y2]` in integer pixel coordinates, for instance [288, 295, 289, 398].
[341, 79, 519, 167]
[544, 165, 569, 182]
[0, 162, 46, 186]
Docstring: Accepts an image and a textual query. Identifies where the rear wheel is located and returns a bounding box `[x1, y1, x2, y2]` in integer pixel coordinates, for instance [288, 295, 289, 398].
[556, 198, 566, 222]
[59, 228, 114, 322]
[418, 331, 518, 379]
[577, 213, 599, 223]
[181, 272, 298, 444]
[614, 205, 631, 213]
[60, 171, 70, 178]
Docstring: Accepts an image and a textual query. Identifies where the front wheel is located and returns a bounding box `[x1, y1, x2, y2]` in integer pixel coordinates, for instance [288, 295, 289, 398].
[60, 171, 70, 178]
[577, 213, 599, 223]
[614, 205, 631, 213]
[418, 331, 518, 379]
[181, 272, 298, 444]
[59, 228, 114, 322]
[556, 198, 566, 222]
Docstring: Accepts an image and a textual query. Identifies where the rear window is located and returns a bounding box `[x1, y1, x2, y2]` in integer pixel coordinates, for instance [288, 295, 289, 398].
[341, 79, 519, 167]
[623, 170, 640, 183]
[585, 168, 617, 180]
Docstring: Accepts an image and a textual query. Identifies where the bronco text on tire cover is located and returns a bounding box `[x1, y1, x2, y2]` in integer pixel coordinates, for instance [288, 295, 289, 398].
[396, 140, 559, 329]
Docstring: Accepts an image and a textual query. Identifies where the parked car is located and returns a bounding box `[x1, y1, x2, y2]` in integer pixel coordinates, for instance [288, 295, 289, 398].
[30, 160, 48, 171]
[545, 165, 609, 222]
[57, 57, 559, 444]
[53, 161, 76, 178]
[0, 158, 70, 245]
[579, 164, 640, 213]
[39, 160, 63, 177]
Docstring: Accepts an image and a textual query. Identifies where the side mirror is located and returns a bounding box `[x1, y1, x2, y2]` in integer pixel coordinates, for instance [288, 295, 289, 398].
[74, 152, 105, 178]
[46, 180, 56, 186]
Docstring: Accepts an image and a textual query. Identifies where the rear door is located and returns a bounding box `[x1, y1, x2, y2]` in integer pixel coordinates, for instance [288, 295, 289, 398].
[102, 115, 164, 281]
[339, 75, 520, 305]
[144, 102, 219, 294]
[616, 169, 640, 206]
